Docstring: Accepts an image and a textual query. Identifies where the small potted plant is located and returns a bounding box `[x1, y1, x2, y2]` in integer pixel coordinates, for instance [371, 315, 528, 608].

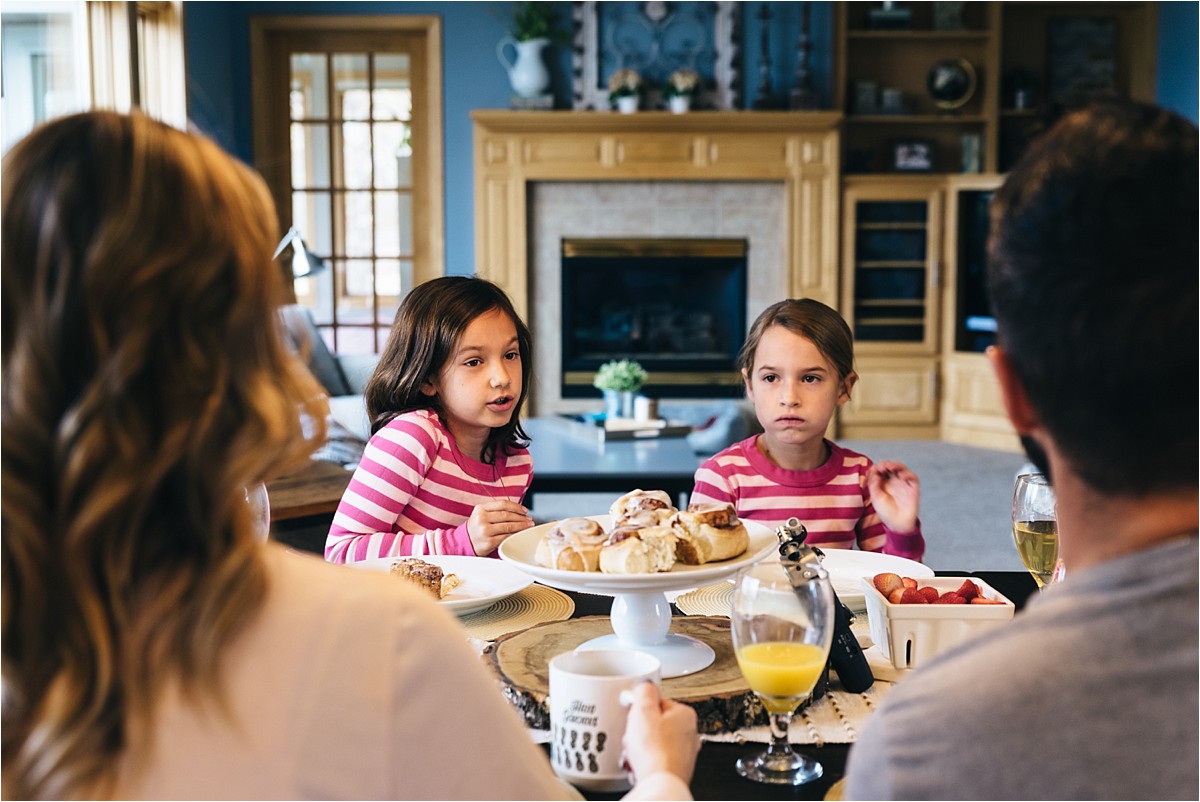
[663, 68, 700, 113]
[593, 359, 648, 418]
[608, 68, 643, 114]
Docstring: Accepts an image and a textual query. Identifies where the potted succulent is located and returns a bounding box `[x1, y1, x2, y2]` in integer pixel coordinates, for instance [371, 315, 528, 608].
[608, 68, 643, 114]
[593, 359, 648, 418]
[662, 68, 700, 113]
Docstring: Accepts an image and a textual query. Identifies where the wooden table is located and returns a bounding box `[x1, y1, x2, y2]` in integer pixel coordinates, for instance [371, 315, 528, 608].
[266, 459, 352, 521]
[550, 571, 1039, 800]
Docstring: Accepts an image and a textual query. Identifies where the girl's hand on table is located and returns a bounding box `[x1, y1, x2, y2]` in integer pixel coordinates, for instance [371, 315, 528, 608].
[867, 460, 921, 533]
[621, 681, 700, 788]
[466, 500, 533, 556]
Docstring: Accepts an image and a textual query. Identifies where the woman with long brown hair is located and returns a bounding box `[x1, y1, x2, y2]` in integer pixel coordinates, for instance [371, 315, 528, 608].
[1, 111, 697, 799]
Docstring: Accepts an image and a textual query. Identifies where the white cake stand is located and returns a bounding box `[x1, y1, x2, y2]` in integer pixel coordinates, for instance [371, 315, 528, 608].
[499, 517, 777, 677]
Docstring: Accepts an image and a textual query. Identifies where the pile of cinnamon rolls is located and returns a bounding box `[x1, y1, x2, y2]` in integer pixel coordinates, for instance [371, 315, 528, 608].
[534, 489, 750, 574]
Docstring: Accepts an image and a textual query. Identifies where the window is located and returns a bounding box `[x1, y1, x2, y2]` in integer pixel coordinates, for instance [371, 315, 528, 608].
[251, 18, 445, 355]
[1, 1, 185, 154]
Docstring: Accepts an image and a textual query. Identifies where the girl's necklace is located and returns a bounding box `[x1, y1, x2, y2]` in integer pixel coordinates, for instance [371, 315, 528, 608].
[449, 439, 506, 500]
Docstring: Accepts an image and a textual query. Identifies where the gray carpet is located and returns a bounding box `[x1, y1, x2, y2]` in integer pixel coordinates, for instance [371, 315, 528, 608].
[526, 439, 1032, 572]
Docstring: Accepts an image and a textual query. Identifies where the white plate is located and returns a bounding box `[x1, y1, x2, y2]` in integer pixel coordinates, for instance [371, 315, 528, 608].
[817, 549, 933, 609]
[498, 515, 777, 595]
[347, 555, 533, 616]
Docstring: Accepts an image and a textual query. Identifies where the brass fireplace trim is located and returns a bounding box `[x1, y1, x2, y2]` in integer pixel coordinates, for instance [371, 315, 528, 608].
[562, 238, 748, 260]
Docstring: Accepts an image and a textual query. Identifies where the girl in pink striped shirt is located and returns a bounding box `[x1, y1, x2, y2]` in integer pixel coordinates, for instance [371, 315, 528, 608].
[325, 277, 535, 563]
[691, 299, 924, 561]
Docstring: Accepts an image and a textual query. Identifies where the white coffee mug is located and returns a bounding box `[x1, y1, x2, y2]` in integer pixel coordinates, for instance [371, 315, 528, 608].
[548, 648, 662, 792]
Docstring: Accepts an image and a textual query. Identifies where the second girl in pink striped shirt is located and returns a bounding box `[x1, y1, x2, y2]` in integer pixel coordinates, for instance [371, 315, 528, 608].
[691, 298, 925, 561]
[325, 276, 535, 563]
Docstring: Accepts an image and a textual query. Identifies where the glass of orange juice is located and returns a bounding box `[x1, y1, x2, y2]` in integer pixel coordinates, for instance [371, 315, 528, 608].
[731, 560, 834, 785]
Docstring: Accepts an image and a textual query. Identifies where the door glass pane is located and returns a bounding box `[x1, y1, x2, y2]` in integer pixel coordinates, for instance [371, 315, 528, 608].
[289, 52, 327, 118]
[291, 123, 331, 188]
[336, 327, 376, 356]
[374, 193, 400, 257]
[291, 191, 332, 254]
[376, 258, 402, 299]
[373, 53, 410, 120]
[335, 121, 372, 189]
[342, 192, 373, 257]
[332, 53, 369, 120]
[372, 121, 410, 189]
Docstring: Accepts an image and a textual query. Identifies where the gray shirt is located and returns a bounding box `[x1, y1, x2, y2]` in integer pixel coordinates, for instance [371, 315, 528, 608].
[845, 536, 1199, 800]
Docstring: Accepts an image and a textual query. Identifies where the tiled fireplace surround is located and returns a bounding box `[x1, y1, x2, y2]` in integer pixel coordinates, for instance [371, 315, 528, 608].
[471, 111, 842, 417]
[530, 181, 786, 417]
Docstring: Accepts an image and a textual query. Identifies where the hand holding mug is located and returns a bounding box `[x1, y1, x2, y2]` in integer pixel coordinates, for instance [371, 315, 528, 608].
[621, 681, 699, 788]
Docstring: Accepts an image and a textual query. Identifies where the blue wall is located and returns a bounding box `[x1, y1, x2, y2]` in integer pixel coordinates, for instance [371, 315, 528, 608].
[183, 1, 1198, 278]
[1157, 1, 1199, 123]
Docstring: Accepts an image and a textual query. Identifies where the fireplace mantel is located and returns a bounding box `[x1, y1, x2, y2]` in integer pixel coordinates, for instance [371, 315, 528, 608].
[471, 110, 842, 323]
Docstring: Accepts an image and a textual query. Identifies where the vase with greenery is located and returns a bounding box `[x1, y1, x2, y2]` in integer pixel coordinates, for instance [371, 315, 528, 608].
[593, 359, 648, 418]
[497, 3, 567, 99]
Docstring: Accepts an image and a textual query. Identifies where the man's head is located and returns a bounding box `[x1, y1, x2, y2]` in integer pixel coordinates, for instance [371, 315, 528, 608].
[987, 100, 1197, 496]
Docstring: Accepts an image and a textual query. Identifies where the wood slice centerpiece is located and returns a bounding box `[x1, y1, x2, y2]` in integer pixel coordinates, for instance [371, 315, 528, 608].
[484, 614, 825, 734]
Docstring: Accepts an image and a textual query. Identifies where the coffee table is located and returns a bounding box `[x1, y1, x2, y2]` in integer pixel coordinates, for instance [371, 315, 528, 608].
[522, 416, 702, 509]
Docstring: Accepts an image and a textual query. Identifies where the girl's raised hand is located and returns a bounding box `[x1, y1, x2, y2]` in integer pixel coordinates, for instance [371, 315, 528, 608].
[866, 460, 920, 533]
[466, 499, 534, 556]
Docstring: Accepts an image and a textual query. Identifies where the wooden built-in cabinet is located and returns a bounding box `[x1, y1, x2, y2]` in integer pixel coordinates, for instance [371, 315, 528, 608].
[834, 2, 1157, 177]
[831, 0, 1156, 449]
[838, 176, 942, 439]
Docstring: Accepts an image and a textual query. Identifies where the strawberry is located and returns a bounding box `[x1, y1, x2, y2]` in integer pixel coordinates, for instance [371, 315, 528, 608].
[970, 596, 1006, 605]
[873, 572, 904, 597]
[918, 586, 939, 602]
[888, 587, 906, 604]
[933, 592, 966, 604]
[954, 580, 981, 600]
[898, 587, 927, 604]
[901, 576, 918, 589]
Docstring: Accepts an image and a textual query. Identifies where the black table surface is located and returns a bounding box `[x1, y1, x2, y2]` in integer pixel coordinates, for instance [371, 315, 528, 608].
[545, 571, 1038, 801]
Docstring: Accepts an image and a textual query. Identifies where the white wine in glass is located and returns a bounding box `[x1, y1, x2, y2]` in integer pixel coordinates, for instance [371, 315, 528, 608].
[731, 561, 834, 785]
[1012, 473, 1061, 588]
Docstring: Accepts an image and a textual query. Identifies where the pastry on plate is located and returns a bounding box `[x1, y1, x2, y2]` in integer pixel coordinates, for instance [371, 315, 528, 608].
[599, 523, 678, 574]
[672, 502, 749, 564]
[390, 557, 461, 599]
[609, 489, 676, 524]
[536, 516, 607, 572]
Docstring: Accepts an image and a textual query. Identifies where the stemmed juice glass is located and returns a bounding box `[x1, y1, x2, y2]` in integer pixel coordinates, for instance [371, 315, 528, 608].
[1012, 473, 1063, 588]
[730, 560, 834, 785]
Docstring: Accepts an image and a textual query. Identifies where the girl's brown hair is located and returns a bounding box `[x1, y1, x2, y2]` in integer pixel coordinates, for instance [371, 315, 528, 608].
[365, 275, 532, 463]
[736, 298, 856, 380]
[1, 111, 327, 798]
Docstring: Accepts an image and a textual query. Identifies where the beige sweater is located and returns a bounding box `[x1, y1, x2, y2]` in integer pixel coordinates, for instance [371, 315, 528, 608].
[114, 545, 689, 800]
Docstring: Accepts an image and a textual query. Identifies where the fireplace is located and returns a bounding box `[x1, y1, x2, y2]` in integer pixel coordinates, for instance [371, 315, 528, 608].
[470, 110, 842, 416]
[560, 238, 747, 398]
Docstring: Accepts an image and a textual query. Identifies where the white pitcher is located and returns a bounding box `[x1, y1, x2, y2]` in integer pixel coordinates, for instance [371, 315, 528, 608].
[496, 36, 550, 98]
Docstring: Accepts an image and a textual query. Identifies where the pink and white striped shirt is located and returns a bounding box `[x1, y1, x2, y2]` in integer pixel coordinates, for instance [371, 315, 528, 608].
[325, 409, 532, 563]
[690, 435, 924, 562]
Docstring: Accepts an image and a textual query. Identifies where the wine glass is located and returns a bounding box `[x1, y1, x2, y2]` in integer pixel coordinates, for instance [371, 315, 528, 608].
[245, 481, 271, 542]
[1011, 473, 1063, 588]
[730, 560, 834, 785]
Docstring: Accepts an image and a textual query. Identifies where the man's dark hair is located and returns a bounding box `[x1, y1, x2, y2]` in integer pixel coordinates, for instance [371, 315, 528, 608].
[987, 99, 1198, 495]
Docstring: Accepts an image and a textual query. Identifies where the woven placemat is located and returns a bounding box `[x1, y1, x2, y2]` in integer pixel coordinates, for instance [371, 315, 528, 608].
[458, 583, 575, 641]
[673, 581, 734, 616]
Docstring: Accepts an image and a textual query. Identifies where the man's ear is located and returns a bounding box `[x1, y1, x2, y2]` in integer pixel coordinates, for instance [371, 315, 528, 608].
[986, 345, 1039, 434]
[838, 370, 859, 406]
